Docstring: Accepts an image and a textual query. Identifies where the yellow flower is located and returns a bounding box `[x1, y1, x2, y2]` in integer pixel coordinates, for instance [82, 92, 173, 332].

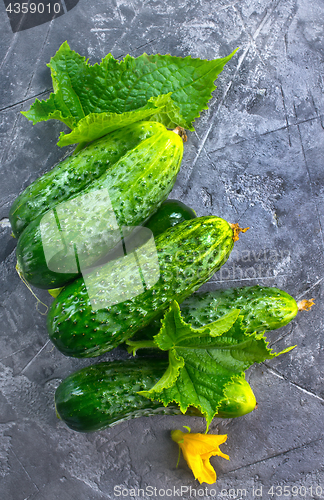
[171, 426, 229, 484]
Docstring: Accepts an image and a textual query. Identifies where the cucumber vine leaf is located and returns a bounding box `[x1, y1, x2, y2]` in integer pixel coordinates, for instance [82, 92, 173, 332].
[127, 301, 295, 428]
[22, 41, 238, 146]
[56, 94, 180, 146]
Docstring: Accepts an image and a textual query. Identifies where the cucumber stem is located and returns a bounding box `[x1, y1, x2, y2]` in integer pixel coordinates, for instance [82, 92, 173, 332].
[173, 126, 187, 142]
[73, 141, 88, 155]
[126, 339, 158, 356]
[15, 262, 49, 315]
[55, 403, 62, 420]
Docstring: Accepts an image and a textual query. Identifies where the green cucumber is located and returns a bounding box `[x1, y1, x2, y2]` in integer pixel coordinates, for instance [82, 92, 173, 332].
[133, 285, 300, 345]
[10, 121, 165, 238]
[182, 285, 299, 331]
[94, 199, 198, 266]
[47, 216, 237, 357]
[144, 199, 197, 238]
[16, 124, 183, 289]
[217, 376, 257, 418]
[54, 359, 256, 432]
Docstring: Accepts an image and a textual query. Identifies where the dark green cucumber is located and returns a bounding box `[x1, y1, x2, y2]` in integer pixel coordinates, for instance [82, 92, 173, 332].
[133, 285, 299, 345]
[10, 121, 165, 238]
[54, 359, 256, 432]
[47, 216, 236, 357]
[144, 199, 197, 238]
[16, 125, 183, 289]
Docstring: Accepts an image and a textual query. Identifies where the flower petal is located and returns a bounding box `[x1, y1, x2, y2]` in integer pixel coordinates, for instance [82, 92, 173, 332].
[198, 458, 217, 484]
[181, 446, 205, 481]
[171, 428, 229, 484]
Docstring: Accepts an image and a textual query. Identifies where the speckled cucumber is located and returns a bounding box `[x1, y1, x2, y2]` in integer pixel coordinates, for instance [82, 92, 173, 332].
[10, 121, 165, 238]
[47, 216, 239, 357]
[133, 285, 303, 345]
[182, 286, 300, 331]
[46, 199, 198, 299]
[92, 198, 198, 267]
[16, 124, 184, 289]
[54, 359, 257, 432]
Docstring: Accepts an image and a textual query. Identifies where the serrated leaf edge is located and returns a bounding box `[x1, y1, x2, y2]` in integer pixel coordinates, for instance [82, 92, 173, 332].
[21, 44, 239, 138]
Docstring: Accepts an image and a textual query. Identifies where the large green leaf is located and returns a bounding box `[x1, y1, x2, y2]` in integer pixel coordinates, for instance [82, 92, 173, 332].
[22, 41, 238, 145]
[21, 93, 76, 128]
[131, 301, 295, 428]
[57, 94, 180, 146]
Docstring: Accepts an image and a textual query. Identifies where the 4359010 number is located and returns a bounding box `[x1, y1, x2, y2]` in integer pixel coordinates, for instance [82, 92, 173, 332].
[5, 3, 61, 14]
[267, 485, 323, 497]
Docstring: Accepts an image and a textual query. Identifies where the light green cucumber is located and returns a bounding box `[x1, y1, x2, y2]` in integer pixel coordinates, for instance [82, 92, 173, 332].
[10, 121, 164, 238]
[16, 124, 183, 289]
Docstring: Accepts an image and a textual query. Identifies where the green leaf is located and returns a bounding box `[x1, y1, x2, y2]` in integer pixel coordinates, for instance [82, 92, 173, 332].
[153, 301, 240, 351]
[21, 93, 77, 128]
[57, 94, 179, 146]
[139, 301, 295, 428]
[48, 287, 63, 298]
[148, 95, 189, 130]
[22, 41, 238, 144]
[146, 350, 185, 394]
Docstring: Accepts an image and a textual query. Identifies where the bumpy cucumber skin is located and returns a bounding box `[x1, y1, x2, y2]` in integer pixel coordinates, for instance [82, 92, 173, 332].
[47, 216, 234, 357]
[144, 199, 197, 239]
[216, 376, 256, 418]
[55, 359, 173, 432]
[55, 360, 256, 432]
[16, 126, 183, 289]
[10, 122, 164, 238]
[182, 286, 298, 332]
[135, 285, 299, 344]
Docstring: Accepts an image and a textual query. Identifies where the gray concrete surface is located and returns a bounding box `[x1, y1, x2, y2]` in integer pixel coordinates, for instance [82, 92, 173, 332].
[0, 0, 323, 498]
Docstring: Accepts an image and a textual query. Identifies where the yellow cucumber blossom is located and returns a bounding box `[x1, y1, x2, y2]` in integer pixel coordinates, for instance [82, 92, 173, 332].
[171, 426, 229, 484]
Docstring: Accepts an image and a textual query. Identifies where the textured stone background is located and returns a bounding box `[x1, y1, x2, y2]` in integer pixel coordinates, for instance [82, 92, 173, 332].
[1, 0, 324, 499]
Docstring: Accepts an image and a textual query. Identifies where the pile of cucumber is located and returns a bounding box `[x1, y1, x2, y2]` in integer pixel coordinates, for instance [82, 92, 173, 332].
[10, 121, 313, 432]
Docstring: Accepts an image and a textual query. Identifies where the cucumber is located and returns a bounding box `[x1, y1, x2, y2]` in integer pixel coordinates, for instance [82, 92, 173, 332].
[16, 124, 183, 289]
[133, 285, 300, 345]
[144, 199, 197, 238]
[54, 359, 256, 432]
[10, 121, 164, 238]
[215, 376, 256, 418]
[182, 285, 299, 331]
[93, 199, 198, 267]
[47, 216, 236, 357]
